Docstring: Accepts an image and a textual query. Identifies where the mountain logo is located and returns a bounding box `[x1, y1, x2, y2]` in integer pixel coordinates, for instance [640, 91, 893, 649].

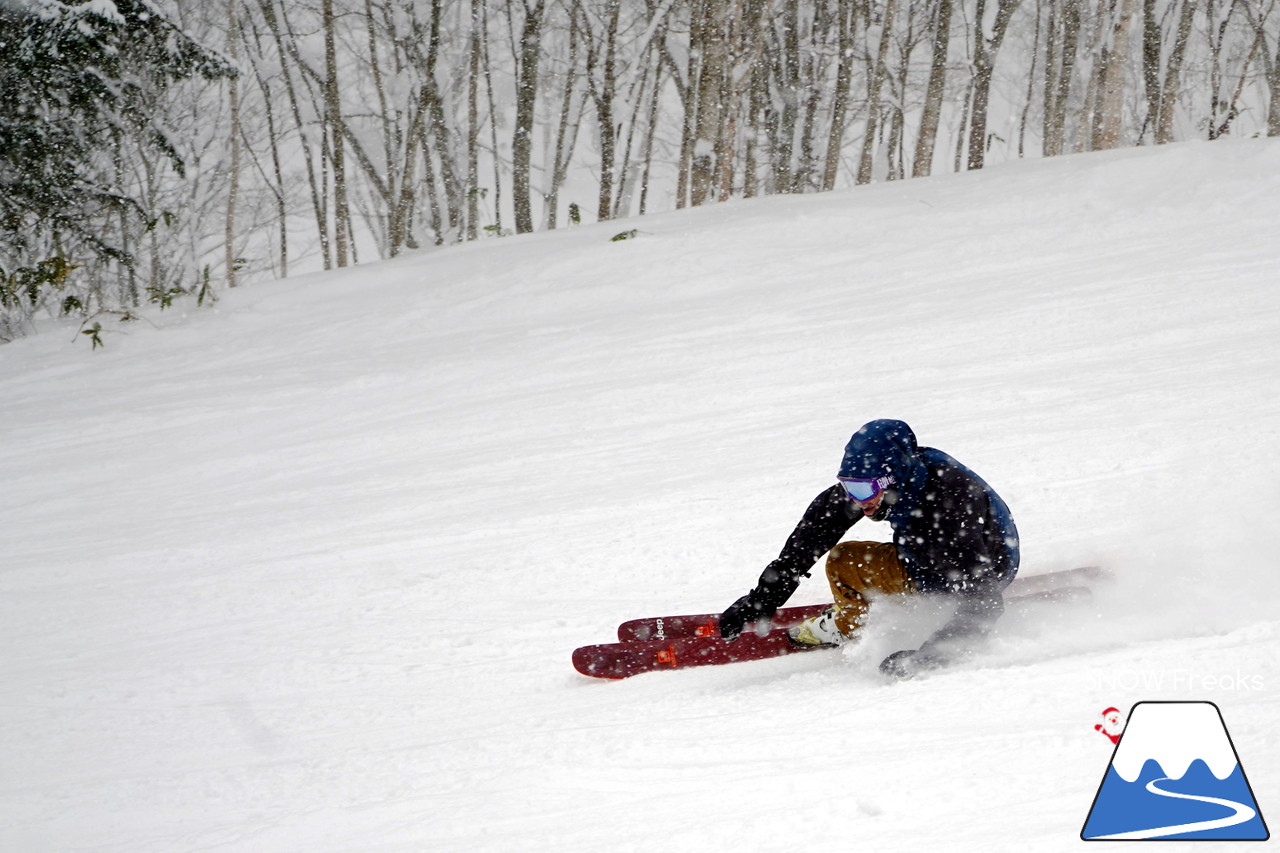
[1081, 701, 1269, 841]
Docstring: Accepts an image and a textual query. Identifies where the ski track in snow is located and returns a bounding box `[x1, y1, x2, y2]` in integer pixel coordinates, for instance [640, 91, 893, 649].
[3, 140, 1280, 852]
[1090, 777, 1258, 840]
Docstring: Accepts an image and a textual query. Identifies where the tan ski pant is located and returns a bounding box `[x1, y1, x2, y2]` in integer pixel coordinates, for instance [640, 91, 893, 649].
[824, 541, 917, 636]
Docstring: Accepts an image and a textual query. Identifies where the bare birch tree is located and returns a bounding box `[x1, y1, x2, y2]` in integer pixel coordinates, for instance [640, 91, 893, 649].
[966, 0, 1022, 169]
[226, 0, 243, 287]
[914, 0, 955, 175]
[859, 0, 899, 184]
[512, 0, 548, 233]
[1097, 0, 1140, 148]
[322, 0, 351, 266]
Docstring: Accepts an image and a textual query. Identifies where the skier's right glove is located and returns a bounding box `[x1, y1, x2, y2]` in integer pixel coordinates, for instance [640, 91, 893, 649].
[719, 594, 770, 641]
[719, 560, 802, 641]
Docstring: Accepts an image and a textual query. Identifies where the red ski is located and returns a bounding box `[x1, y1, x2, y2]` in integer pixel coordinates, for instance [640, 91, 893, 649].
[575, 565, 1108, 679]
[615, 564, 1108, 643]
[616, 603, 829, 643]
[573, 625, 825, 680]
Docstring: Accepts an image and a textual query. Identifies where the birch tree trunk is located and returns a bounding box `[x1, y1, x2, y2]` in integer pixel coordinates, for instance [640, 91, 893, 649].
[595, 0, 621, 221]
[773, 0, 802, 193]
[226, 0, 242, 287]
[913, 0, 953, 177]
[1269, 35, 1280, 135]
[1097, 0, 1139, 149]
[823, 0, 857, 190]
[1043, 0, 1082, 156]
[467, 0, 482, 241]
[859, 0, 898, 185]
[323, 0, 350, 267]
[513, 0, 547, 234]
[690, 0, 729, 206]
[546, 0, 582, 229]
[1156, 0, 1198, 143]
[966, 0, 1021, 170]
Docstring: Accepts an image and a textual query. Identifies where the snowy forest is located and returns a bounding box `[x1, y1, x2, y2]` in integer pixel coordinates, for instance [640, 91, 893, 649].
[2, 0, 1279, 341]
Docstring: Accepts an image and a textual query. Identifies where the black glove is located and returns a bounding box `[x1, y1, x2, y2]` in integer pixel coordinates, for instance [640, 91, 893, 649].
[718, 594, 776, 641]
[879, 648, 944, 680]
[720, 560, 804, 641]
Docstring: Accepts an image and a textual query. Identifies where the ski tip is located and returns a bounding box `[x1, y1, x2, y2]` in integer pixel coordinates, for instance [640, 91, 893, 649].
[571, 646, 628, 680]
[1071, 564, 1115, 584]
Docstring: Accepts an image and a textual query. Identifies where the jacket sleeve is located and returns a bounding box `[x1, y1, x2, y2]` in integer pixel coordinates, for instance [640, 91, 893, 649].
[743, 485, 860, 613]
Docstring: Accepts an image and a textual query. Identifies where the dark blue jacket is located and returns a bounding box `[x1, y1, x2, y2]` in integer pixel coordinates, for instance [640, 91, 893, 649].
[838, 419, 1019, 593]
[746, 420, 1019, 655]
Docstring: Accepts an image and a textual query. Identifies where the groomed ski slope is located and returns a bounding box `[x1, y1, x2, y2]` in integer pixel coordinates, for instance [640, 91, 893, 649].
[3, 139, 1279, 852]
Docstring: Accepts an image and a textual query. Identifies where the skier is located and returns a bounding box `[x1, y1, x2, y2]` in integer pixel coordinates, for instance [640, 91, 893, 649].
[718, 419, 1019, 679]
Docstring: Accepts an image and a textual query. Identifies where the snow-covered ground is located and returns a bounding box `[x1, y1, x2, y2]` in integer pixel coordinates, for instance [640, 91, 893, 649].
[3, 139, 1278, 852]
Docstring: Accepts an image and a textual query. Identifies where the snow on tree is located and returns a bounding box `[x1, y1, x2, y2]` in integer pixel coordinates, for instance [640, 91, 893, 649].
[0, 0, 234, 339]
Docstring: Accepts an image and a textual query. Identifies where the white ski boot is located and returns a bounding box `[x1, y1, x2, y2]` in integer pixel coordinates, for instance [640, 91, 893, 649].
[787, 607, 846, 647]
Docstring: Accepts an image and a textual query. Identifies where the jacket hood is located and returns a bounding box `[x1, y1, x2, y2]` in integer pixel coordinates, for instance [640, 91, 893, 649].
[839, 420, 930, 521]
[838, 419, 923, 481]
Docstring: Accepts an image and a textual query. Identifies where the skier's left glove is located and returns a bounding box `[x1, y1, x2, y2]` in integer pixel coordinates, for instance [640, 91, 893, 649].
[879, 648, 944, 680]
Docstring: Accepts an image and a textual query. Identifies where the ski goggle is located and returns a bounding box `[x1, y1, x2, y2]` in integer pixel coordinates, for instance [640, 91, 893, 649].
[837, 474, 895, 503]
